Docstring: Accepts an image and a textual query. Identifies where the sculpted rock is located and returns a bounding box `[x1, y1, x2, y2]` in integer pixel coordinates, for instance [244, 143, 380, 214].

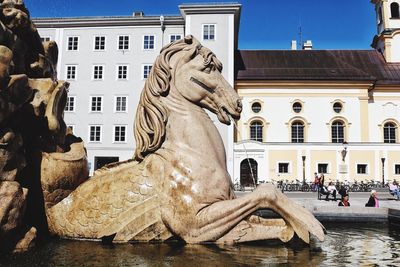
[0, 0, 88, 253]
[41, 141, 89, 210]
[0, 181, 27, 234]
[47, 36, 325, 245]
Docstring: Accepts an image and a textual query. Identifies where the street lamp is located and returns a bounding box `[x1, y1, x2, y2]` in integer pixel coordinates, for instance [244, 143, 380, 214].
[302, 156, 306, 185]
[341, 142, 348, 162]
[381, 157, 385, 185]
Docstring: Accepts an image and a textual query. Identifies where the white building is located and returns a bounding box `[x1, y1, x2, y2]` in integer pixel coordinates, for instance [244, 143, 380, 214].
[34, 3, 241, 175]
[233, 0, 400, 186]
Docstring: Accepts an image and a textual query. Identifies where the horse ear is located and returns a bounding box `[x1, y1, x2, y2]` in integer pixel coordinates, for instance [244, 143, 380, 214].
[181, 35, 201, 64]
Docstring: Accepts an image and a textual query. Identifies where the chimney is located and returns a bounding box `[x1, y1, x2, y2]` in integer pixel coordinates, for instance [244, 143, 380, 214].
[303, 40, 313, 50]
[291, 40, 297, 50]
[133, 11, 144, 17]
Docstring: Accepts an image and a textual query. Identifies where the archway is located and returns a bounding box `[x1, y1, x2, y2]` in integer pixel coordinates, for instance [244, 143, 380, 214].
[240, 158, 258, 187]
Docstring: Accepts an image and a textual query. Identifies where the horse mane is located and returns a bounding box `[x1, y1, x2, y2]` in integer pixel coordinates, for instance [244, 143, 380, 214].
[133, 35, 208, 161]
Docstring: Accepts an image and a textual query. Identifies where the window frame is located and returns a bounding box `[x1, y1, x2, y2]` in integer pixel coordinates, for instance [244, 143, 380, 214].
[395, 164, 400, 175]
[331, 120, 345, 143]
[90, 96, 103, 113]
[356, 164, 368, 175]
[317, 163, 329, 174]
[67, 36, 79, 51]
[249, 120, 263, 142]
[391, 2, 400, 18]
[65, 96, 75, 112]
[93, 35, 106, 51]
[383, 122, 397, 143]
[41, 36, 51, 42]
[142, 64, 152, 80]
[143, 35, 155, 50]
[65, 65, 77, 80]
[202, 24, 216, 41]
[92, 65, 105, 80]
[118, 35, 130, 50]
[291, 121, 305, 143]
[169, 34, 182, 43]
[277, 162, 290, 174]
[251, 102, 262, 113]
[113, 125, 127, 143]
[88, 125, 102, 143]
[116, 64, 129, 80]
[292, 102, 303, 113]
[114, 95, 128, 113]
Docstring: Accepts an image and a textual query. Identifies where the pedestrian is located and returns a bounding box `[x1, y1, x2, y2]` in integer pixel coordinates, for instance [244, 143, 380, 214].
[389, 180, 400, 200]
[338, 194, 350, 207]
[365, 190, 379, 207]
[326, 182, 337, 201]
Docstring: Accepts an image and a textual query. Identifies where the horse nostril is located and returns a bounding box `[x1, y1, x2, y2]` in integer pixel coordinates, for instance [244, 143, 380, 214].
[237, 99, 242, 111]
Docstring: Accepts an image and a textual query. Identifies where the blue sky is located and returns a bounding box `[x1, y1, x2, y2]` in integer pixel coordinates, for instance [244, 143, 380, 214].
[24, 0, 377, 50]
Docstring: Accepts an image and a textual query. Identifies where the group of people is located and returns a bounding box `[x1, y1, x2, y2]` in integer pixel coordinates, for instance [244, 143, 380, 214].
[312, 173, 390, 207]
[313, 173, 349, 205]
[389, 180, 400, 200]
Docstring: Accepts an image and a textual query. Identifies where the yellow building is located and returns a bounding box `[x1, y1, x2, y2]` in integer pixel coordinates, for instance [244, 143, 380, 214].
[233, 0, 400, 186]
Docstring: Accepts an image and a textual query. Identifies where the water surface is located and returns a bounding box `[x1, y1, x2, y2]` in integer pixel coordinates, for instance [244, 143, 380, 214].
[1, 222, 400, 266]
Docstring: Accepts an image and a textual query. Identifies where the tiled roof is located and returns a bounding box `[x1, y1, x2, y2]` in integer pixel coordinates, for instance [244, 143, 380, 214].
[235, 50, 400, 85]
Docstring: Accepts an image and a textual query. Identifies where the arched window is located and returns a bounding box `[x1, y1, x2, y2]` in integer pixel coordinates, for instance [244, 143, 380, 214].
[391, 2, 400, 18]
[384, 122, 396, 143]
[331, 121, 345, 143]
[250, 121, 263, 142]
[291, 121, 304, 143]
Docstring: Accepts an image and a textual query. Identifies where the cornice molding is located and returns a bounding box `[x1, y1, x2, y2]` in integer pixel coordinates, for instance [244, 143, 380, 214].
[235, 80, 374, 89]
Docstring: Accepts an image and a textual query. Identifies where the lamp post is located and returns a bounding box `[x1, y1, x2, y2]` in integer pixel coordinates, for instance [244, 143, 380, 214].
[302, 156, 306, 185]
[381, 157, 385, 185]
[160, 15, 165, 45]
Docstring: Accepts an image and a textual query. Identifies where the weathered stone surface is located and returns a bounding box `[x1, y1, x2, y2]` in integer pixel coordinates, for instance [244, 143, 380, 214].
[0, 181, 27, 235]
[0, 0, 88, 253]
[12, 227, 36, 253]
[41, 141, 89, 209]
[47, 36, 325, 245]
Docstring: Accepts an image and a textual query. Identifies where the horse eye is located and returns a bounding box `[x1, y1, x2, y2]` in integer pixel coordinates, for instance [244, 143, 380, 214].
[203, 67, 211, 74]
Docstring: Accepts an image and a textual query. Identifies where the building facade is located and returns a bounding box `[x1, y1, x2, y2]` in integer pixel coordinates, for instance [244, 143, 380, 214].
[233, 0, 400, 186]
[34, 3, 241, 175]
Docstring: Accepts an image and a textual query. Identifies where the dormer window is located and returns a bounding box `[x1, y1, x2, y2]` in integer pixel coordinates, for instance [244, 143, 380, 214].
[391, 2, 400, 18]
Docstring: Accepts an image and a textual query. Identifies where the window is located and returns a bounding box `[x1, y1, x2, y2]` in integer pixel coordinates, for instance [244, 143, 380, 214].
[114, 125, 127, 142]
[170, 34, 182, 43]
[93, 65, 104, 80]
[117, 65, 128, 80]
[41, 37, 51, 42]
[384, 122, 396, 143]
[333, 102, 343, 113]
[292, 102, 302, 113]
[278, 163, 289, 174]
[391, 2, 400, 18]
[143, 35, 155, 50]
[318, 163, 328, 174]
[115, 96, 127, 112]
[291, 121, 304, 143]
[89, 125, 101, 142]
[65, 96, 75, 112]
[203, 24, 215, 40]
[94, 36, 106, 50]
[395, 164, 400, 175]
[332, 121, 344, 143]
[251, 102, 262, 113]
[67, 36, 79, 51]
[250, 121, 263, 142]
[66, 65, 77, 80]
[118, 35, 129, 50]
[90, 96, 102, 112]
[357, 164, 368, 174]
[143, 64, 152, 79]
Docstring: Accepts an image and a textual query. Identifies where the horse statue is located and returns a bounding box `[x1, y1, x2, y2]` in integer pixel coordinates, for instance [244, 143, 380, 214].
[46, 35, 325, 244]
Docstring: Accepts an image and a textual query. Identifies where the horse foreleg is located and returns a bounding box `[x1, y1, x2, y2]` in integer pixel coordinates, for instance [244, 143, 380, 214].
[216, 216, 294, 244]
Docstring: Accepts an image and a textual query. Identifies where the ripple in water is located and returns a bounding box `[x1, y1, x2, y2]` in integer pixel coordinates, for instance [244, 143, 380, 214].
[1, 222, 400, 267]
